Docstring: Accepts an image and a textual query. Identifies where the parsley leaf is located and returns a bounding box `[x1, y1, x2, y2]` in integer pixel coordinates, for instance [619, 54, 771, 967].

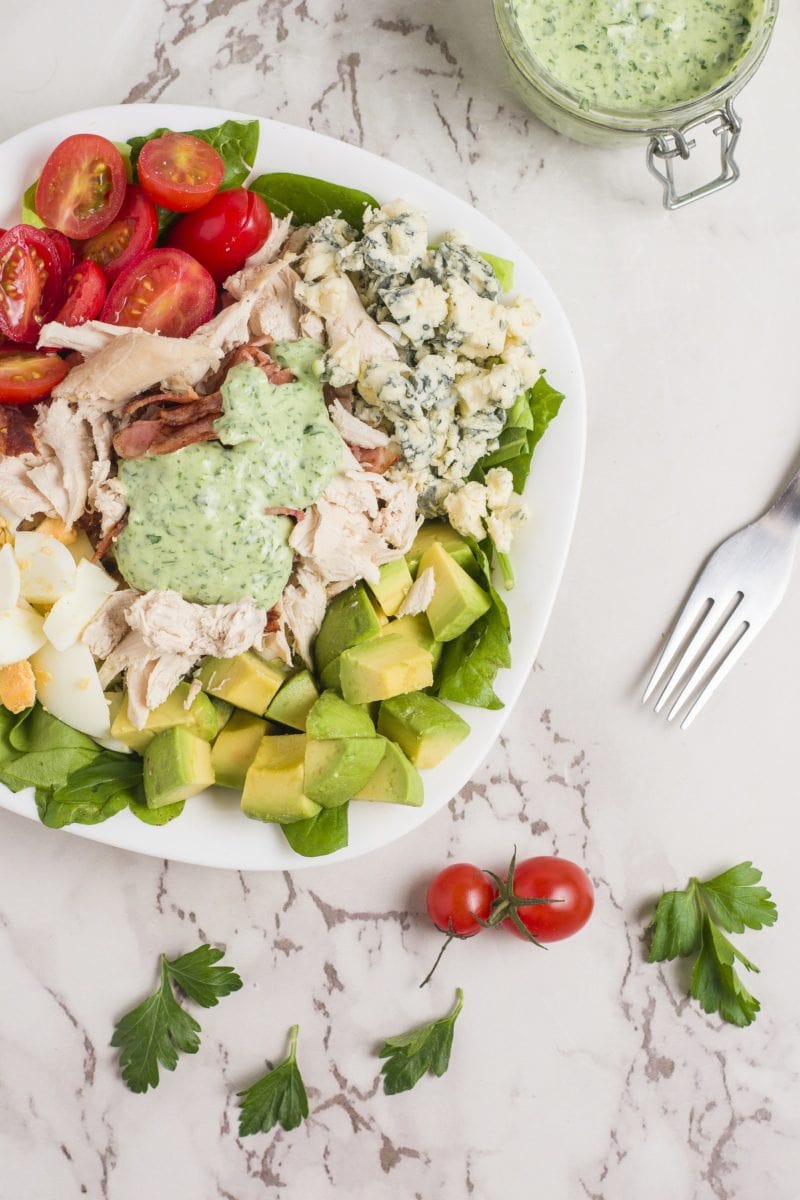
[165, 945, 243, 1008]
[111, 958, 201, 1093]
[378, 988, 464, 1094]
[111, 945, 241, 1092]
[237, 1025, 309, 1136]
[649, 863, 777, 1027]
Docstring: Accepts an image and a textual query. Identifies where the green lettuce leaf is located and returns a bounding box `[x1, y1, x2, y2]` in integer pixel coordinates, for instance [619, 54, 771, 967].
[129, 795, 186, 825]
[37, 751, 141, 828]
[250, 173, 377, 230]
[474, 371, 564, 493]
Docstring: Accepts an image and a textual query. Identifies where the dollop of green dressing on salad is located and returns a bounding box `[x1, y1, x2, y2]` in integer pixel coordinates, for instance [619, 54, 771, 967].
[115, 339, 342, 610]
[510, 0, 763, 110]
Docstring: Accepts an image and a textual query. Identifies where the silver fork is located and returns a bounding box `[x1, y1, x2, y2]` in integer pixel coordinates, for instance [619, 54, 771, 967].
[643, 467, 800, 728]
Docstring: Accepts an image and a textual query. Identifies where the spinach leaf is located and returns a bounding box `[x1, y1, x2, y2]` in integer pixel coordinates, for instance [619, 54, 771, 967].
[473, 372, 564, 494]
[282, 804, 349, 857]
[433, 539, 511, 710]
[37, 751, 141, 829]
[0, 705, 100, 794]
[129, 795, 186, 825]
[20, 142, 132, 228]
[250, 173, 377, 230]
[478, 250, 514, 291]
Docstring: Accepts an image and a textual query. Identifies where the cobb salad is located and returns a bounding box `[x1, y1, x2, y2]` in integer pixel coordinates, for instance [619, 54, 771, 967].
[0, 118, 563, 858]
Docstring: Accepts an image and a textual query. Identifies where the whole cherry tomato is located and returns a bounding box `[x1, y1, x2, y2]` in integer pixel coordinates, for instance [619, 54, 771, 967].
[166, 187, 271, 281]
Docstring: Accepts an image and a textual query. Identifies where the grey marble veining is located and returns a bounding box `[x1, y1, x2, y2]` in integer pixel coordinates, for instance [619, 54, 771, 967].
[2, 2, 800, 1197]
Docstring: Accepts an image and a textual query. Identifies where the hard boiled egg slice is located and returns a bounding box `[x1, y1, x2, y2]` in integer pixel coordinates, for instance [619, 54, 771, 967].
[43, 559, 118, 651]
[68, 529, 96, 565]
[31, 641, 111, 739]
[0, 603, 47, 666]
[0, 543, 21, 610]
[14, 532, 77, 606]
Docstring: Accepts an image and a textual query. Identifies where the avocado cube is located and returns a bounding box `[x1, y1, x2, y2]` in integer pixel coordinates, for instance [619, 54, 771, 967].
[378, 692, 470, 768]
[314, 583, 382, 672]
[339, 634, 433, 705]
[111, 682, 218, 753]
[354, 739, 423, 807]
[304, 736, 387, 807]
[306, 690, 375, 738]
[266, 670, 319, 731]
[209, 696, 234, 736]
[380, 613, 443, 671]
[143, 726, 215, 809]
[211, 710, 267, 789]
[367, 558, 413, 617]
[241, 734, 320, 824]
[368, 594, 390, 625]
[406, 522, 478, 577]
[320, 655, 342, 692]
[196, 651, 289, 715]
[418, 542, 491, 642]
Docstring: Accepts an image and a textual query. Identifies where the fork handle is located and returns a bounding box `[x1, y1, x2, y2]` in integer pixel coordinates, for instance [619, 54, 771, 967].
[769, 467, 800, 526]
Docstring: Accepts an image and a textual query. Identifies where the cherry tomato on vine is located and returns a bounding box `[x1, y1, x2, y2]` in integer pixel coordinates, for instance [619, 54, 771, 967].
[100, 248, 215, 338]
[165, 187, 271, 281]
[36, 134, 127, 240]
[79, 185, 157, 282]
[501, 856, 594, 943]
[0, 348, 68, 404]
[138, 132, 225, 212]
[0, 226, 64, 343]
[427, 864, 495, 938]
[53, 261, 107, 327]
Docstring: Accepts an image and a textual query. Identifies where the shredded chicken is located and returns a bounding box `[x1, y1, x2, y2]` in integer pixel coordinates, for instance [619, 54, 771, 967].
[289, 468, 421, 595]
[88, 465, 127, 537]
[323, 274, 398, 364]
[0, 457, 55, 525]
[37, 320, 129, 356]
[125, 590, 267, 660]
[27, 398, 94, 527]
[329, 398, 389, 449]
[48, 329, 222, 411]
[281, 564, 329, 666]
[82, 590, 139, 660]
[397, 566, 435, 617]
[223, 213, 294, 294]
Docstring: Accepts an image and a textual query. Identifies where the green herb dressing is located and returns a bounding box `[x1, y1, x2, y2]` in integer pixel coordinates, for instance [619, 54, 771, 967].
[115, 339, 342, 611]
[510, 0, 763, 110]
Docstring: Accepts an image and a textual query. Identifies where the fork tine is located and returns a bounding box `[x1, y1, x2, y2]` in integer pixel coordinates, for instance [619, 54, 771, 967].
[642, 585, 715, 705]
[665, 609, 752, 724]
[677, 625, 758, 729]
[653, 591, 744, 713]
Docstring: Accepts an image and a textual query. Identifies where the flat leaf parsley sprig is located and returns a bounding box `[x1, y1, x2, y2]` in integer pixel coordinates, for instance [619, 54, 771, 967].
[649, 862, 777, 1027]
[378, 988, 464, 1094]
[112, 944, 243, 1092]
[237, 1025, 310, 1136]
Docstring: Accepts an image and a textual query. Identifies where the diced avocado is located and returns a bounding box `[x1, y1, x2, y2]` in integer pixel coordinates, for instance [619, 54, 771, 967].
[266, 669, 320, 731]
[339, 634, 433, 705]
[378, 692, 470, 768]
[143, 726, 214, 809]
[314, 583, 381, 672]
[354, 739, 423, 807]
[479, 250, 514, 291]
[304, 736, 387, 807]
[306, 690, 375, 738]
[209, 696, 234, 735]
[320, 655, 342, 692]
[111, 682, 218, 753]
[241, 734, 320, 824]
[196, 651, 289, 715]
[211, 710, 267, 789]
[406, 522, 477, 577]
[368, 594, 390, 625]
[367, 558, 413, 617]
[380, 613, 442, 671]
[419, 542, 491, 642]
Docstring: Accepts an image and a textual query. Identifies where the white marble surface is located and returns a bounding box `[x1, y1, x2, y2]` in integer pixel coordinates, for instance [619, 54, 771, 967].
[2, 3, 800, 1197]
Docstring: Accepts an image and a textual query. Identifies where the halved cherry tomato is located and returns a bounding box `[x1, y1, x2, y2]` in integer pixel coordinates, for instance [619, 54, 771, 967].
[36, 134, 126, 240]
[0, 347, 68, 404]
[138, 133, 225, 213]
[0, 226, 64, 343]
[53, 261, 107, 327]
[166, 187, 271, 282]
[79, 185, 158, 282]
[43, 228, 74, 276]
[100, 248, 215, 337]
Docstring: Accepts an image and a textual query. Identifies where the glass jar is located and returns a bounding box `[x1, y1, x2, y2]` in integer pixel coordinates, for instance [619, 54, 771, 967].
[493, 0, 779, 209]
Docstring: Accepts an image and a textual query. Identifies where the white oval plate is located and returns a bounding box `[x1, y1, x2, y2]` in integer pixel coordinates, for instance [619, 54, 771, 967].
[0, 104, 585, 871]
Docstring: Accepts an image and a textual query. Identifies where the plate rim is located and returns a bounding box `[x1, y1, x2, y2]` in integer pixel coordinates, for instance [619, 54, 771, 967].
[0, 102, 586, 871]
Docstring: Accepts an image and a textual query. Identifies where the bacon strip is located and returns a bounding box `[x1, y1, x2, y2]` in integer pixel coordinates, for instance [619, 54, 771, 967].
[348, 443, 401, 473]
[124, 389, 201, 418]
[93, 512, 128, 561]
[0, 406, 38, 456]
[113, 415, 219, 459]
